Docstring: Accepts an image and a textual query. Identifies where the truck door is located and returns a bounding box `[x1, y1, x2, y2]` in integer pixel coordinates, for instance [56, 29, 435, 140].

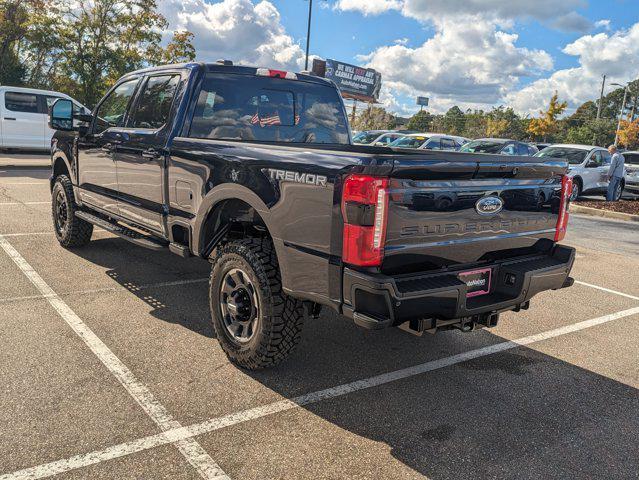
[2, 91, 44, 149]
[113, 73, 181, 234]
[77, 78, 140, 215]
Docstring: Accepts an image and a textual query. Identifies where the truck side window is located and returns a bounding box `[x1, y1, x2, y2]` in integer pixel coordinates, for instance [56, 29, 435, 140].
[93, 79, 139, 134]
[5, 92, 39, 113]
[129, 75, 180, 129]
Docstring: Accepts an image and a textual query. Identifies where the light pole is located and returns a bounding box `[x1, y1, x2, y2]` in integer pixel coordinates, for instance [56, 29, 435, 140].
[304, 0, 313, 71]
[611, 82, 629, 146]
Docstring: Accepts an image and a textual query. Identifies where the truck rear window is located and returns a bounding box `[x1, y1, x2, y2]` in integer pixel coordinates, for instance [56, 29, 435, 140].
[188, 74, 349, 144]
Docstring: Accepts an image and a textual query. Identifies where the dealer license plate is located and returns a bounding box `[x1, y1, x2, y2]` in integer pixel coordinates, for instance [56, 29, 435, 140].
[458, 268, 492, 298]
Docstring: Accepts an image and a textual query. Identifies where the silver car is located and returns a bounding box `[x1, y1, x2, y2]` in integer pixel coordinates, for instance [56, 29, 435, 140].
[535, 144, 621, 201]
[623, 151, 639, 195]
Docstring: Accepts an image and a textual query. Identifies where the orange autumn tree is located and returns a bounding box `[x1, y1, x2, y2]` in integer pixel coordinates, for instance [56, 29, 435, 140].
[527, 92, 568, 141]
[617, 119, 639, 149]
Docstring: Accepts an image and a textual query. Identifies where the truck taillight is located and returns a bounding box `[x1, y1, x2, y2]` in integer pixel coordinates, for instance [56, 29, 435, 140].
[554, 175, 573, 242]
[341, 174, 389, 267]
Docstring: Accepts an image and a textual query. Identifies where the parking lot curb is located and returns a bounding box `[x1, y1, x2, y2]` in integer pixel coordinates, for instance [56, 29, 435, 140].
[571, 204, 639, 222]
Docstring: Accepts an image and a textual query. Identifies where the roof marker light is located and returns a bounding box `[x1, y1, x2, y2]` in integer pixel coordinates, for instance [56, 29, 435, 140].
[256, 68, 297, 80]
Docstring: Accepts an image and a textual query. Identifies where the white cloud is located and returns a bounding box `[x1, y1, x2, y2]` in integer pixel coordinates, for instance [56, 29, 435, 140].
[334, 0, 401, 16]
[158, 0, 305, 70]
[594, 19, 611, 30]
[335, 0, 586, 24]
[360, 15, 552, 113]
[508, 23, 639, 115]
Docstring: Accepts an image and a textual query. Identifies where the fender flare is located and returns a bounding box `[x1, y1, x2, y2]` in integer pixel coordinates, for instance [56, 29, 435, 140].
[50, 150, 73, 190]
[192, 183, 281, 256]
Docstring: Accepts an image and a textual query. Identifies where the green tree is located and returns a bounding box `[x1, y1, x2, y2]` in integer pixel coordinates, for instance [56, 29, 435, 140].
[406, 110, 432, 131]
[486, 106, 524, 139]
[54, 0, 169, 106]
[155, 31, 196, 64]
[564, 119, 616, 147]
[353, 106, 396, 131]
[462, 109, 488, 139]
[442, 106, 465, 135]
[0, 0, 37, 85]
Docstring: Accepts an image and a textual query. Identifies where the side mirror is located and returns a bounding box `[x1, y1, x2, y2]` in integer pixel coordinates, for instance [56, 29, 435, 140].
[49, 99, 74, 131]
[585, 160, 598, 168]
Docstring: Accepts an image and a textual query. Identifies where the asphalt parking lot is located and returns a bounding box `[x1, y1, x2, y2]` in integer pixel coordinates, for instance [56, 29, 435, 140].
[1, 154, 638, 480]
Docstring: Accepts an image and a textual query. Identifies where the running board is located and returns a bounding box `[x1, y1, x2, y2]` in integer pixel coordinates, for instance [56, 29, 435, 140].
[75, 211, 168, 251]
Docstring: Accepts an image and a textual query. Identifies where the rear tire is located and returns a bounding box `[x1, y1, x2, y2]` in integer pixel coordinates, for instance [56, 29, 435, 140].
[210, 237, 305, 369]
[52, 175, 93, 248]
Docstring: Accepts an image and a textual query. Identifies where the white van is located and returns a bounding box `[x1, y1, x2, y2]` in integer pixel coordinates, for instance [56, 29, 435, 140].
[0, 86, 89, 151]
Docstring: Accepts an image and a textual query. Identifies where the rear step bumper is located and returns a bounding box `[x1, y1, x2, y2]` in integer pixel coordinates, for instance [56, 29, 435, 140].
[341, 245, 575, 330]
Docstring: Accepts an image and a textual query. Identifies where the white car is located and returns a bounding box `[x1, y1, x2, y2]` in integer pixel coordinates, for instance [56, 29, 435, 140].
[369, 132, 404, 146]
[0, 86, 89, 151]
[623, 151, 639, 195]
[390, 133, 467, 151]
[535, 144, 621, 200]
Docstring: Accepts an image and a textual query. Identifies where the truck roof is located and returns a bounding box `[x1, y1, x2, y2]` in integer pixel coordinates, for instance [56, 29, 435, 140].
[122, 62, 334, 87]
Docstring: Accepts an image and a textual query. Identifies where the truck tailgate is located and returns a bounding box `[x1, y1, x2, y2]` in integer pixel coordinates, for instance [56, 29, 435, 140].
[383, 152, 568, 274]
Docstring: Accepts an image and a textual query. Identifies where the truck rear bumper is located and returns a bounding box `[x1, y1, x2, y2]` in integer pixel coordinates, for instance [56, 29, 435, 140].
[341, 245, 575, 330]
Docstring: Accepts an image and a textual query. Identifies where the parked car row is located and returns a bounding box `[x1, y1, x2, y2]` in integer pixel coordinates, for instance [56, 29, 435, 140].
[460, 138, 538, 156]
[0, 86, 89, 151]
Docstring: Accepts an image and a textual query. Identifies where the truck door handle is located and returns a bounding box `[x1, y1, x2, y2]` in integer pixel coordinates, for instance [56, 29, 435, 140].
[4, 117, 16, 121]
[141, 148, 161, 160]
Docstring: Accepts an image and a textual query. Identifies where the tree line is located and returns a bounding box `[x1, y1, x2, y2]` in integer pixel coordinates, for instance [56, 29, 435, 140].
[353, 80, 639, 149]
[0, 0, 195, 107]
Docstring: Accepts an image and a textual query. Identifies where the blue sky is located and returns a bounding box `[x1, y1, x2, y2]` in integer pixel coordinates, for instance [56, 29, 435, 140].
[159, 0, 639, 116]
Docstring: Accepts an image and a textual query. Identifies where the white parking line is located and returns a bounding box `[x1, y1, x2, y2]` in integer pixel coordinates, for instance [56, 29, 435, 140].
[3, 305, 638, 480]
[0, 182, 48, 185]
[575, 280, 639, 301]
[0, 277, 209, 304]
[1, 229, 109, 237]
[0, 235, 229, 480]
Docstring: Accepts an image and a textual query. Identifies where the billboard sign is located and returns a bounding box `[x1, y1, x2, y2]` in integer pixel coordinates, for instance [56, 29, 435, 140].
[416, 96, 429, 106]
[322, 59, 382, 102]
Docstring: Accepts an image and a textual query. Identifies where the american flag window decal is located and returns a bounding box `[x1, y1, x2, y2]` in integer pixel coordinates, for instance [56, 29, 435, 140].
[250, 89, 296, 127]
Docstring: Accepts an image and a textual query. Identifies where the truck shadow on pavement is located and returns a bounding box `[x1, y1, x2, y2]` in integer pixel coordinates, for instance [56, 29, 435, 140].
[72, 237, 639, 479]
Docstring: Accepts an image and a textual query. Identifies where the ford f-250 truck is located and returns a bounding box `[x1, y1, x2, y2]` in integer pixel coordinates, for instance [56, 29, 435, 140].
[48, 62, 575, 369]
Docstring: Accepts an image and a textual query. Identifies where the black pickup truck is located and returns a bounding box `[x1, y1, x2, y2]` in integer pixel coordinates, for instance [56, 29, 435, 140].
[49, 62, 575, 369]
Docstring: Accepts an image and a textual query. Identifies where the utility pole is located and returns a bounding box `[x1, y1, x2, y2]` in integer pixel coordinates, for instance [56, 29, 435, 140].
[630, 92, 638, 122]
[614, 84, 629, 146]
[350, 99, 357, 126]
[304, 0, 313, 71]
[596, 74, 606, 119]
[593, 75, 606, 145]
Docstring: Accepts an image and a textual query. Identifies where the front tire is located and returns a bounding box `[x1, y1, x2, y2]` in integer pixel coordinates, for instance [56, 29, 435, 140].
[52, 175, 93, 248]
[210, 237, 305, 369]
[570, 179, 581, 201]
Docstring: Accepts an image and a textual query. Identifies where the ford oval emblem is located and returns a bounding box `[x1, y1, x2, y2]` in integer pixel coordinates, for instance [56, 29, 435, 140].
[475, 196, 504, 215]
